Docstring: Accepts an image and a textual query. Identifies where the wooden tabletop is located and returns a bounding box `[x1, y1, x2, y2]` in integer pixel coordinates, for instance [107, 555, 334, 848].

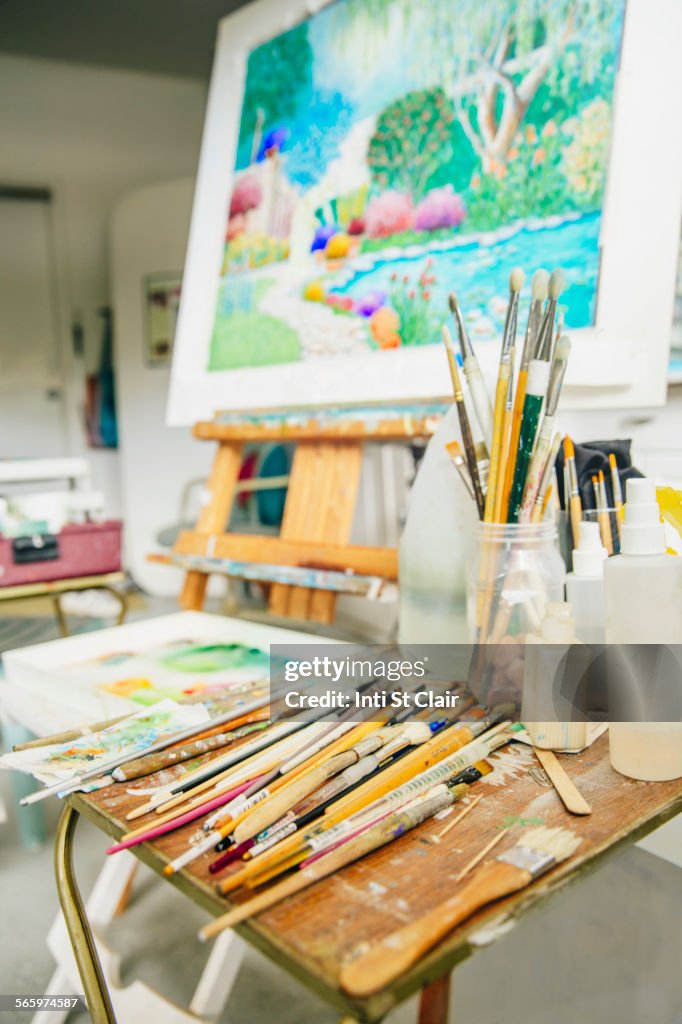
[71, 734, 682, 1023]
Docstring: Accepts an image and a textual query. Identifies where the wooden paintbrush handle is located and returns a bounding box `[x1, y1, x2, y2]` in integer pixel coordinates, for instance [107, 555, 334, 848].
[233, 751, 356, 842]
[456, 398, 485, 519]
[463, 360, 493, 451]
[340, 860, 529, 997]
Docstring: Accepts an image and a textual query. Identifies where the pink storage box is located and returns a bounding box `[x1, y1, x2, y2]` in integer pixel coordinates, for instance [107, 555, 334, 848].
[0, 520, 122, 587]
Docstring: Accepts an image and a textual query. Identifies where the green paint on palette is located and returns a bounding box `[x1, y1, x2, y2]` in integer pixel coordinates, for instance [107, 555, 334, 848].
[158, 643, 270, 674]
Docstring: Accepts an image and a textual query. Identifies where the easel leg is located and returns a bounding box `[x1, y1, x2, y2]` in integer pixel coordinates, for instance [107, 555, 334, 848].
[417, 974, 450, 1024]
[54, 804, 117, 1024]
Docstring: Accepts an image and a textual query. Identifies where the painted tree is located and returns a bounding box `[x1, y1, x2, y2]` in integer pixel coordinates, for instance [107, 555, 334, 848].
[335, 0, 620, 172]
[367, 88, 456, 196]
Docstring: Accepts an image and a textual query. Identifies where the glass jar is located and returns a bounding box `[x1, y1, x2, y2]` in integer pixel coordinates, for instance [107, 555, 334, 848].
[466, 521, 566, 707]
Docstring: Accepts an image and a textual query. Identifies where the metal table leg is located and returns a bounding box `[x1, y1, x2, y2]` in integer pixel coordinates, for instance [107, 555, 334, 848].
[54, 804, 117, 1024]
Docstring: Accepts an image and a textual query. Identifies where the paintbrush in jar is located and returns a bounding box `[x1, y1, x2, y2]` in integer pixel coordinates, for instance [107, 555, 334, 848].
[595, 471, 614, 554]
[484, 268, 524, 523]
[530, 432, 562, 524]
[448, 292, 493, 451]
[445, 440, 475, 499]
[507, 269, 564, 522]
[519, 335, 571, 519]
[563, 435, 582, 548]
[501, 269, 549, 517]
[442, 325, 486, 518]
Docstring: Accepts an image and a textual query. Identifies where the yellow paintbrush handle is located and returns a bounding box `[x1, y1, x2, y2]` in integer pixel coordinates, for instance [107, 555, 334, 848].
[502, 368, 528, 518]
[484, 367, 510, 522]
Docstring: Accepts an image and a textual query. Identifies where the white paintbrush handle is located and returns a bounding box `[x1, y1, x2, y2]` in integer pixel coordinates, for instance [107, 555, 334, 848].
[520, 418, 554, 518]
[463, 358, 493, 451]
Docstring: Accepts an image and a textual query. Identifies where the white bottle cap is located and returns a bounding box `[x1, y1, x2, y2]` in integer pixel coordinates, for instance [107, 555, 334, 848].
[572, 521, 608, 576]
[620, 478, 666, 556]
[539, 601, 576, 642]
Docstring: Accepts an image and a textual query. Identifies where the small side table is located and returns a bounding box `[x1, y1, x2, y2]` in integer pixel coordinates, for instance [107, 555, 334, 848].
[0, 572, 127, 636]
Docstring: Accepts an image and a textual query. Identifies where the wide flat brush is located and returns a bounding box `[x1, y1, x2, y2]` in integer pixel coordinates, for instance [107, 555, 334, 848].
[339, 826, 581, 996]
[448, 292, 493, 450]
[442, 326, 485, 518]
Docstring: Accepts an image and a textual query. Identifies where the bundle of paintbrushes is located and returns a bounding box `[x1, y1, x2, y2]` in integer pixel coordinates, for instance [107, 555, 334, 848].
[108, 696, 511, 866]
[443, 268, 573, 657]
[444, 267, 570, 527]
[559, 437, 628, 556]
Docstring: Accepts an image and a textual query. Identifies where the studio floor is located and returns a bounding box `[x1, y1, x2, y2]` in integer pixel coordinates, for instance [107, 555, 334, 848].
[1, 598, 682, 1024]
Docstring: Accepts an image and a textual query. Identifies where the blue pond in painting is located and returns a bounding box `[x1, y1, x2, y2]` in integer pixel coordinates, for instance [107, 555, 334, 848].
[332, 213, 601, 338]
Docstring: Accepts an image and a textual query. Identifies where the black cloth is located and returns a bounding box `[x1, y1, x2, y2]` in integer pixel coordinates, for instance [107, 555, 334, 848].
[555, 439, 643, 512]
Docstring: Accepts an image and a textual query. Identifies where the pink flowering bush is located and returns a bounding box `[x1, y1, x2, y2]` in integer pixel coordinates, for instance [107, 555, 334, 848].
[229, 173, 263, 217]
[414, 186, 466, 231]
[365, 191, 414, 239]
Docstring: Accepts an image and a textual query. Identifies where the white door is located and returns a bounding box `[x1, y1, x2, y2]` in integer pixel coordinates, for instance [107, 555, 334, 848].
[0, 191, 68, 457]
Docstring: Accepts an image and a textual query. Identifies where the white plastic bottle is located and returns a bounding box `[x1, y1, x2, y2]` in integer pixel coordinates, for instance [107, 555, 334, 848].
[565, 521, 607, 646]
[522, 601, 588, 751]
[398, 405, 479, 646]
[604, 477, 682, 781]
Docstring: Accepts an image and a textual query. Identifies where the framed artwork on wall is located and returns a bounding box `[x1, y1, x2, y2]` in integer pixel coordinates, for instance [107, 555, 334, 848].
[168, 0, 682, 423]
[144, 272, 182, 366]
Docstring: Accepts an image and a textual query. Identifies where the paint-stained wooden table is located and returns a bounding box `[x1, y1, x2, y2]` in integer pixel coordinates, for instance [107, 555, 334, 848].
[58, 734, 682, 1024]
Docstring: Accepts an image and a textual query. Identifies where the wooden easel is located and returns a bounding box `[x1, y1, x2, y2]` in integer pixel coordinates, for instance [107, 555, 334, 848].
[171, 411, 440, 624]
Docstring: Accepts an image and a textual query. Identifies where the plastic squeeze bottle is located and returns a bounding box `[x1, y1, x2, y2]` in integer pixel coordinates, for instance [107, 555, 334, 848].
[522, 601, 588, 751]
[565, 521, 607, 646]
[604, 478, 682, 781]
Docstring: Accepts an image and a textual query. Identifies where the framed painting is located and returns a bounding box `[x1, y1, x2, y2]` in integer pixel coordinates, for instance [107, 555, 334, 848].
[168, 0, 682, 422]
[144, 272, 182, 365]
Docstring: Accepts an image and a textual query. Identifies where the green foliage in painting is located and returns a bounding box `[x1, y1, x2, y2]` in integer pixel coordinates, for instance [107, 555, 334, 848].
[237, 22, 313, 158]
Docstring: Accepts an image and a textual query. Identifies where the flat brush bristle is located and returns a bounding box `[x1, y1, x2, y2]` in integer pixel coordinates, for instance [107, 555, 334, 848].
[609, 452, 617, 469]
[531, 269, 549, 301]
[509, 267, 525, 293]
[548, 268, 565, 301]
[448, 293, 459, 314]
[515, 826, 581, 863]
[564, 435, 575, 459]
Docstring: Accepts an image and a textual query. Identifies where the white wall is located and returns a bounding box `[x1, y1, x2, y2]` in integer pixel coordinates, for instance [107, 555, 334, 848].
[111, 178, 216, 595]
[0, 55, 207, 514]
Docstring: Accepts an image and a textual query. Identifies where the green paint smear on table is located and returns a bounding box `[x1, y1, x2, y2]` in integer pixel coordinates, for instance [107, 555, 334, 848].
[158, 643, 270, 674]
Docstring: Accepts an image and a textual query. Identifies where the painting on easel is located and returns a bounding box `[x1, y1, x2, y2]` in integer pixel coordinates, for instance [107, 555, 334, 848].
[168, 0, 682, 418]
[210, 0, 624, 370]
